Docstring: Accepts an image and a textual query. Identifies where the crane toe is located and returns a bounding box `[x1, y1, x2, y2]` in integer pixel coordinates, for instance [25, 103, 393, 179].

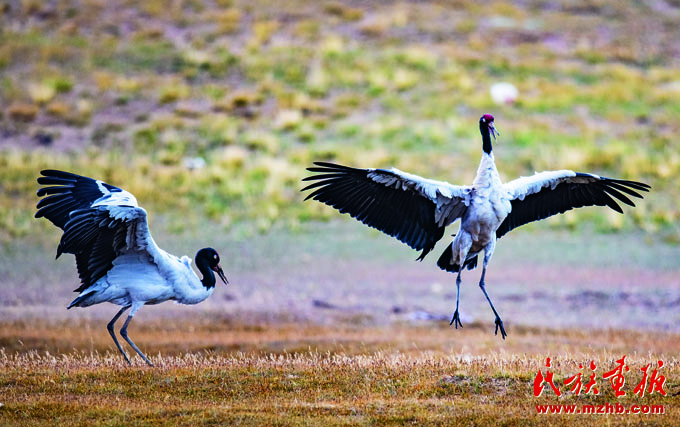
[494, 317, 507, 340]
[449, 310, 464, 329]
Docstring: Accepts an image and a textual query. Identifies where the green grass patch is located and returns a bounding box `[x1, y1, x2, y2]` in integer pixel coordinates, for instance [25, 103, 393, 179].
[0, 0, 677, 242]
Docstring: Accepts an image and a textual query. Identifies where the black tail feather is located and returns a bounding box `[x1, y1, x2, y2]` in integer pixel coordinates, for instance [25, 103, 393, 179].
[67, 291, 94, 309]
[436, 245, 478, 273]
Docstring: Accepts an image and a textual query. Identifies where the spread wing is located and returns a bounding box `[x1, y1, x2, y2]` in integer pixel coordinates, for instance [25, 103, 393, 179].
[497, 170, 650, 238]
[36, 170, 163, 293]
[302, 162, 472, 260]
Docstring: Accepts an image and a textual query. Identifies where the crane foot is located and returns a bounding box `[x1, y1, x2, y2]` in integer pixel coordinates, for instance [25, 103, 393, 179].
[449, 310, 463, 329]
[494, 316, 507, 340]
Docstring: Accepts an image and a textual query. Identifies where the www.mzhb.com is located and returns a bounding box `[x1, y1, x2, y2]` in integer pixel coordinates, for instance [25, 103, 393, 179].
[536, 403, 664, 415]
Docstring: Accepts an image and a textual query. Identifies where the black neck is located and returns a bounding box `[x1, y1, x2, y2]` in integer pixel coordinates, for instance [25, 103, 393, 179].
[196, 256, 216, 289]
[480, 121, 493, 154]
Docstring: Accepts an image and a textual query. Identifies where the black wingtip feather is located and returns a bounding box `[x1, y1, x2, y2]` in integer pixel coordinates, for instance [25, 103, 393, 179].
[40, 169, 80, 179]
[597, 187, 623, 213]
[36, 170, 133, 292]
[616, 180, 651, 191]
[36, 170, 126, 230]
[498, 175, 649, 239]
[302, 161, 447, 258]
[601, 183, 635, 207]
[312, 161, 353, 169]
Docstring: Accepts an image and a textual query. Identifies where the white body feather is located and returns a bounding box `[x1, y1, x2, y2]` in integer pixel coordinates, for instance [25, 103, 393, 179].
[449, 152, 512, 266]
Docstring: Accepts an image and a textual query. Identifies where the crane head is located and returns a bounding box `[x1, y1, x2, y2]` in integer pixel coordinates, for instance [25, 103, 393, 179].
[480, 114, 499, 140]
[198, 247, 229, 285]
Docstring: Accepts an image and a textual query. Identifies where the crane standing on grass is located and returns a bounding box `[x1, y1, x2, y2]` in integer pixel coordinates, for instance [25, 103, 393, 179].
[302, 114, 650, 339]
[36, 170, 229, 366]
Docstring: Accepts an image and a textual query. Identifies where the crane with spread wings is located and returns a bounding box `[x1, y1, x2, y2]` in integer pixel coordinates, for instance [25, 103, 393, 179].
[303, 114, 650, 339]
[36, 170, 229, 365]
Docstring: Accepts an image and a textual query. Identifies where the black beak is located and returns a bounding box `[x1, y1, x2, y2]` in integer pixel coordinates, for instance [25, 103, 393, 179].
[489, 122, 499, 140]
[213, 264, 229, 285]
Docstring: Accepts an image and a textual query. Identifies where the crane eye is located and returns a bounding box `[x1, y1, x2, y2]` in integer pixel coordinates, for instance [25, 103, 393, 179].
[213, 254, 218, 259]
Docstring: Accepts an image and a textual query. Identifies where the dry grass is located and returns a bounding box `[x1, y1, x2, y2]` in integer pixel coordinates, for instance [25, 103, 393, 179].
[3, 317, 680, 358]
[1, 321, 679, 425]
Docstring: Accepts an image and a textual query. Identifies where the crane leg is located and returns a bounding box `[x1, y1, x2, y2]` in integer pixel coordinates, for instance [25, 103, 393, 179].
[478, 265, 507, 339]
[449, 237, 471, 330]
[449, 270, 463, 328]
[120, 311, 154, 367]
[107, 306, 131, 364]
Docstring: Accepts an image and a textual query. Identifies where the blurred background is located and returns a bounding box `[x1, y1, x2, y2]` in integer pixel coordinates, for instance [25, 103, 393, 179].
[1, 0, 679, 350]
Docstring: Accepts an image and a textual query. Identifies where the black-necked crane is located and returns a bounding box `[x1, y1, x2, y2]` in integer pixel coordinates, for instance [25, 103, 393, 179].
[302, 114, 650, 339]
[36, 170, 229, 366]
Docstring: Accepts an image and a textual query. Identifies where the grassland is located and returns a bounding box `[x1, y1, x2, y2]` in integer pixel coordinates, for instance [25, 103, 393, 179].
[2, 322, 680, 426]
[2, 0, 680, 425]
